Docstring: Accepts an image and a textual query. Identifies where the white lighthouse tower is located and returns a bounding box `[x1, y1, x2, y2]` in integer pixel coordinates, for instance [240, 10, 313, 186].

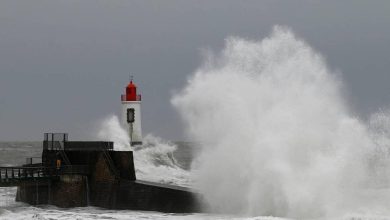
[121, 79, 142, 146]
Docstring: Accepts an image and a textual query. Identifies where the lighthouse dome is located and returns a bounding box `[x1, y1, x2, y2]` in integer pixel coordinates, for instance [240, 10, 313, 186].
[123, 80, 140, 101]
[127, 81, 137, 88]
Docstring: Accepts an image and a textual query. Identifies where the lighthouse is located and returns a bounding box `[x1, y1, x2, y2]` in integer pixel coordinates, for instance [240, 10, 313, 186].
[121, 79, 142, 145]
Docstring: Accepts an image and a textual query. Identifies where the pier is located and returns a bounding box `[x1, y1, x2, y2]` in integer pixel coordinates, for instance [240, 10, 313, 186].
[0, 165, 88, 187]
[1, 133, 200, 213]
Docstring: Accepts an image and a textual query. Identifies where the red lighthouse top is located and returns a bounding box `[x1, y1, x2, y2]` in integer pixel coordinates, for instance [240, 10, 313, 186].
[121, 80, 141, 101]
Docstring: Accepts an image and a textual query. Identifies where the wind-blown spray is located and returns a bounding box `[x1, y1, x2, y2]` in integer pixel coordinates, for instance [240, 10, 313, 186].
[97, 115, 191, 187]
[133, 134, 191, 186]
[172, 26, 390, 218]
[97, 115, 131, 151]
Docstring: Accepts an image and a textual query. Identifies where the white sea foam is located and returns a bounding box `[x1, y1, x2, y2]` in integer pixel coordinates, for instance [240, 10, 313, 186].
[96, 115, 191, 187]
[133, 134, 191, 186]
[172, 26, 390, 219]
[97, 115, 131, 151]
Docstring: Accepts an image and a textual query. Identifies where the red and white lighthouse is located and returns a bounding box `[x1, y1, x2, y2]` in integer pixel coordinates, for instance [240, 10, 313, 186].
[121, 79, 142, 145]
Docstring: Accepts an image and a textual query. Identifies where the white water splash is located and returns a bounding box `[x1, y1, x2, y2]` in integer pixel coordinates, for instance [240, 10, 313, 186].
[97, 115, 131, 151]
[96, 115, 190, 187]
[172, 26, 390, 218]
[133, 134, 191, 187]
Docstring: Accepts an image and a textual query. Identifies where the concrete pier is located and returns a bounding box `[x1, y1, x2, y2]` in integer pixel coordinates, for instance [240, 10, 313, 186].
[15, 134, 200, 213]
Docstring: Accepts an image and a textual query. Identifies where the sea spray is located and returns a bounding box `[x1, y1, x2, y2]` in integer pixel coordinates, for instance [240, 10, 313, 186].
[172, 26, 390, 218]
[97, 115, 131, 151]
[96, 115, 191, 187]
[133, 134, 191, 186]
[367, 109, 390, 187]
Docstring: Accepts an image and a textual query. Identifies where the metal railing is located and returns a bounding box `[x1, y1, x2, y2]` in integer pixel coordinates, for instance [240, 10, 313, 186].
[121, 94, 142, 101]
[101, 148, 120, 178]
[43, 133, 68, 150]
[57, 141, 71, 165]
[25, 157, 42, 165]
[0, 165, 90, 186]
[42, 133, 71, 165]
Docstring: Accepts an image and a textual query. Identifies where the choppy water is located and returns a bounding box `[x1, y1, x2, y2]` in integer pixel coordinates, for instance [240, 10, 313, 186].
[2, 142, 390, 220]
[0, 142, 283, 220]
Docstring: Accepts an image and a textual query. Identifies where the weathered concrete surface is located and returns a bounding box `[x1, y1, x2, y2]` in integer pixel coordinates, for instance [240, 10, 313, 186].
[16, 181, 51, 205]
[50, 175, 88, 207]
[89, 180, 200, 213]
[16, 175, 88, 207]
[17, 150, 200, 213]
[116, 180, 200, 212]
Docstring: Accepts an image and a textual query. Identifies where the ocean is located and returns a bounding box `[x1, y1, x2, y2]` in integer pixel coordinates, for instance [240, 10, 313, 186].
[1, 141, 390, 220]
[0, 141, 285, 220]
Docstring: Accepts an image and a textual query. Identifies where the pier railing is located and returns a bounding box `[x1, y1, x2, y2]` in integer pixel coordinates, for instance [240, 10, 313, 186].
[0, 165, 89, 187]
[43, 133, 68, 150]
[101, 148, 120, 178]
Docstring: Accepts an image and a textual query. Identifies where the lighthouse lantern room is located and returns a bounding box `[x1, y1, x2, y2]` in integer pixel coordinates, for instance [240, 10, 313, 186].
[121, 79, 142, 146]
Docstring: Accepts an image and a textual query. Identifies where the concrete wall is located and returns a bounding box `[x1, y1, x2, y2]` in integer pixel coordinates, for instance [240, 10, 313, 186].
[114, 180, 200, 213]
[87, 179, 200, 212]
[16, 150, 200, 213]
[50, 175, 88, 207]
[16, 175, 88, 207]
[16, 180, 51, 205]
[112, 151, 136, 180]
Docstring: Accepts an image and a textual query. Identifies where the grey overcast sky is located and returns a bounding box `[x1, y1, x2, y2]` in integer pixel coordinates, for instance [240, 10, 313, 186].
[0, 0, 390, 141]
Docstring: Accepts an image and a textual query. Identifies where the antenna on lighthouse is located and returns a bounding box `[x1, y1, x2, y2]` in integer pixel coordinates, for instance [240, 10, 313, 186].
[129, 74, 133, 82]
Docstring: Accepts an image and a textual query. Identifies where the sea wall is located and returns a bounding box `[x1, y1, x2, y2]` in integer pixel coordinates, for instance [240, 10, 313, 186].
[88, 180, 200, 212]
[16, 180, 51, 205]
[16, 175, 88, 207]
[16, 150, 200, 213]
